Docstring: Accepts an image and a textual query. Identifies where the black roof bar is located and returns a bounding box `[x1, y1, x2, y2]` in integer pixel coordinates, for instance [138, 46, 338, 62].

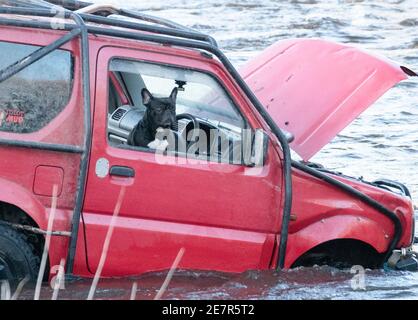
[0, 16, 74, 30]
[45, 0, 91, 10]
[0, 6, 77, 30]
[80, 13, 218, 47]
[1, 0, 54, 8]
[0, 3, 218, 47]
[0, 6, 73, 18]
[47, 0, 203, 32]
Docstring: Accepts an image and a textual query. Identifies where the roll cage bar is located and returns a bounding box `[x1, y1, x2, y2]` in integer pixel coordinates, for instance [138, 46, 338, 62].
[0, 0, 402, 275]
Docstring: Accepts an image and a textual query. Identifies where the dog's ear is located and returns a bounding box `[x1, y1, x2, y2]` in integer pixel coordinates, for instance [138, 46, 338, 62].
[141, 88, 153, 106]
[169, 87, 178, 103]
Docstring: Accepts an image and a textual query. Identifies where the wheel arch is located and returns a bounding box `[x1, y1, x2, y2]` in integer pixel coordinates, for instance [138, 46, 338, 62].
[285, 215, 391, 268]
[0, 178, 48, 230]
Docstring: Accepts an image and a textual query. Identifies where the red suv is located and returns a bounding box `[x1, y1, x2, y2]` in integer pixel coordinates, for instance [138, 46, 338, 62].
[0, 0, 416, 285]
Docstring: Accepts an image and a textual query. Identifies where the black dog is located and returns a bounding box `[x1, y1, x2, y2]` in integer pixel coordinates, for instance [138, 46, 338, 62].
[128, 87, 177, 148]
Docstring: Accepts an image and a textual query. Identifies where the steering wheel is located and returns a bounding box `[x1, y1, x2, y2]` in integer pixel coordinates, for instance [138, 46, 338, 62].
[175, 113, 200, 146]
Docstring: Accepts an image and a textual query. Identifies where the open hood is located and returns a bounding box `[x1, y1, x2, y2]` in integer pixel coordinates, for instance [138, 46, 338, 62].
[240, 38, 416, 161]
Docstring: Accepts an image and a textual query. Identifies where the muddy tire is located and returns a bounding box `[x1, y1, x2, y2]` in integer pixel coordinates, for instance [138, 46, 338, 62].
[0, 224, 40, 286]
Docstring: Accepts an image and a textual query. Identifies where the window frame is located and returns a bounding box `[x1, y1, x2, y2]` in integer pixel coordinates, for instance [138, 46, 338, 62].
[106, 56, 252, 165]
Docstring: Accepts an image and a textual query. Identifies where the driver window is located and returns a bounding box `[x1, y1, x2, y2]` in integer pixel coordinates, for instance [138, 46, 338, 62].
[107, 58, 248, 165]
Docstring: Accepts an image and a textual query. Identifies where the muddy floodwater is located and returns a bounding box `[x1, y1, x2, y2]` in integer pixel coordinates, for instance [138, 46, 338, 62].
[18, 0, 418, 299]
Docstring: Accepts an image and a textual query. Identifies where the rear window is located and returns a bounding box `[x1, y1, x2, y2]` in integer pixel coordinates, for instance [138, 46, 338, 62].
[0, 41, 73, 133]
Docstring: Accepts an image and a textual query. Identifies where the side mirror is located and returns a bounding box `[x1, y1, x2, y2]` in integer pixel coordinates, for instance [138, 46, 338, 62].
[243, 129, 269, 167]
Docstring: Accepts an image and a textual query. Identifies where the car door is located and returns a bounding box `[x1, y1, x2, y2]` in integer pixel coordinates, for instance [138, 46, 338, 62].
[81, 45, 283, 276]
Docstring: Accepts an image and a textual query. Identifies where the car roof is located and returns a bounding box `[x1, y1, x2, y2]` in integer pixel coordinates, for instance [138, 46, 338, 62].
[1, 1, 217, 46]
[0, 0, 221, 63]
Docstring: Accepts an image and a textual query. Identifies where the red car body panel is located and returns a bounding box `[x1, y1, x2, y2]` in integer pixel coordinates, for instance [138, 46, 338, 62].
[240, 38, 410, 160]
[285, 170, 414, 267]
[0, 25, 414, 279]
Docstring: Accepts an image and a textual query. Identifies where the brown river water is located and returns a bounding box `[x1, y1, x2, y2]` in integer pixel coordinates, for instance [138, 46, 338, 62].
[12, 0, 418, 299]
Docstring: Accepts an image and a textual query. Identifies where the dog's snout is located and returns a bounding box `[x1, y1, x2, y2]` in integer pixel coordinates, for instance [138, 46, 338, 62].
[161, 118, 173, 129]
[160, 110, 176, 127]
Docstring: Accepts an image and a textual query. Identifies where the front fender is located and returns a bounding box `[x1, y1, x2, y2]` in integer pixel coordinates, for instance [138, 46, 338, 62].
[285, 214, 391, 268]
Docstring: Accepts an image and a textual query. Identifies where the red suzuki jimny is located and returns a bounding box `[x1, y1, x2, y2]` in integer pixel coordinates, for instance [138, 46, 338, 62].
[0, 0, 417, 285]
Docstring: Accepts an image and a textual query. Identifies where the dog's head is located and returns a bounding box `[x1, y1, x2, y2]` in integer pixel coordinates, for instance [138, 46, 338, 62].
[141, 87, 177, 133]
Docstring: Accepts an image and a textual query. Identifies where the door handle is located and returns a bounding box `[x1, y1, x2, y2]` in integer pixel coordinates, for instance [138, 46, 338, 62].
[109, 165, 135, 178]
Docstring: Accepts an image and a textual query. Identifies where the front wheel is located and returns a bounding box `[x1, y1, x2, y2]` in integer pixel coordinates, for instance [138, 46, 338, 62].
[0, 224, 40, 287]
